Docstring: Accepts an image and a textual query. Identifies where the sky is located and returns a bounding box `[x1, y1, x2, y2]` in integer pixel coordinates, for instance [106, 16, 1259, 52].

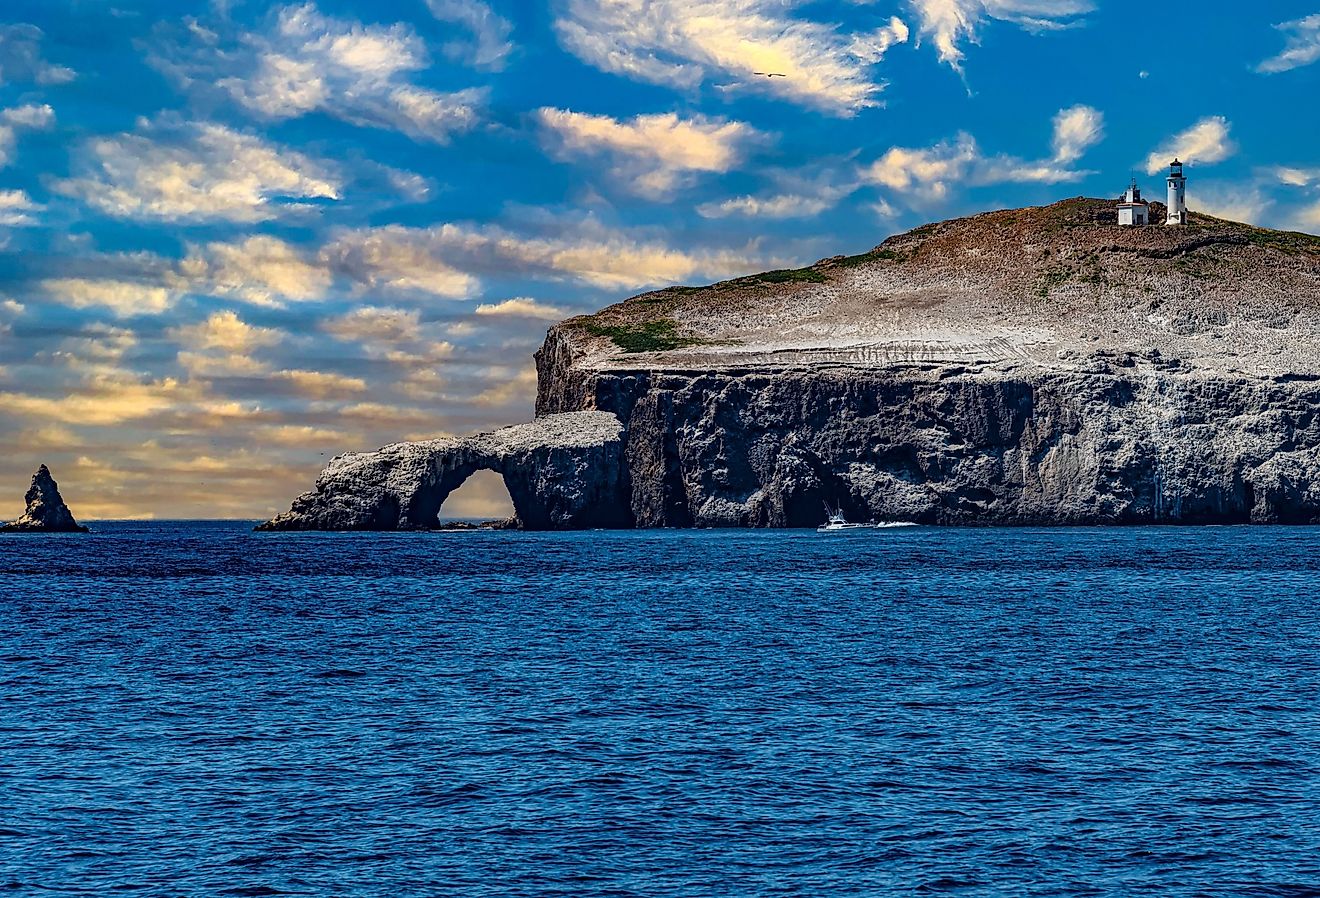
[0, 0, 1318, 520]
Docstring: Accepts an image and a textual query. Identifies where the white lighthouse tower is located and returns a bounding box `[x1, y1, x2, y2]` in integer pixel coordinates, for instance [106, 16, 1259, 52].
[1166, 159, 1187, 226]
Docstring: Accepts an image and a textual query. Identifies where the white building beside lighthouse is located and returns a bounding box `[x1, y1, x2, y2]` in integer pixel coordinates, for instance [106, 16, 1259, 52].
[1166, 159, 1188, 225]
[1118, 179, 1149, 226]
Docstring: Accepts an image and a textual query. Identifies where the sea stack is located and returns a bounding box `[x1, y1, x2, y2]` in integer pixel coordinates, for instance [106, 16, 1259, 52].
[1, 465, 90, 533]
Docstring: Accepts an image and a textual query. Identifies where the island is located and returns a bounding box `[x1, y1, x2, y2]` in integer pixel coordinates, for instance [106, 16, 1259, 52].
[262, 197, 1320, 530]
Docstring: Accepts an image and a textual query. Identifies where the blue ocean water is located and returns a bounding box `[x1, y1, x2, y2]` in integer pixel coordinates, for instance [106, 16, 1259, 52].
[3, 523, 1320, 897]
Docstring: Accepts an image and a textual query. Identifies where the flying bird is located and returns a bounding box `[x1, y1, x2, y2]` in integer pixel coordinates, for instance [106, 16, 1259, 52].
[753, 72, 786, 78]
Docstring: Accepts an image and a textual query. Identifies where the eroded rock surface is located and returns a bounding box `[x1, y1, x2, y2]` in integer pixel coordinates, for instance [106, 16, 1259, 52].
[533, 199, 1320, 527]
[1, 465, 89, 533]
[259, 412, 630, 531]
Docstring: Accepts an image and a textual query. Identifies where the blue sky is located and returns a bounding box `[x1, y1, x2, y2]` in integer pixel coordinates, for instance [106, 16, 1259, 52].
[0, 0, 1317, 518]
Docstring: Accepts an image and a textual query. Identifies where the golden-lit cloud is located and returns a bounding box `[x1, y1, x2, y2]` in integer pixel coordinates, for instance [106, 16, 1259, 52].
[41, 277, 176, 317]
[1144, 117, 1236, 175]
[538, 108, 761, 197]
[322, 227, 479, 297]
[169, 310, 284, 375]
[0, 376, 199, 426]
[554, 0, 909, 115]
[474, 297, 567, 319]
[184, 235, 332, 306]
[54, 120, 341, 222]
[278, 368, 368, 397]
[322, 306, 422, 343]
[471, 366, 537, 407]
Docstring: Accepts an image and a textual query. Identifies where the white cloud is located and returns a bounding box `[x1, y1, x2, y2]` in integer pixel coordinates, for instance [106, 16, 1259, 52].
[278, 369, 367, 397]
[325, 219, 773, 292]
[0, 24, 76, 85]
[183, 236, 332, 306]
[54, 121, 340, 222]
[427, 0, 515, 70]
[190, 3, 487, 144]
[907, 0, 1092, 74]
[1268, 168, 1320, 233]
[474, 297, 567, 319]
[1051, 104, 1103, 164]
[41, 278, 177, 317]
[1144, 116, 1235, 175]
[0, 189, 42, 226]
[698, 158, 860, 220]
[862, 133, 980, 200]
[1, 104, 55, 128]
[48, 324, 138, 374]
[322, 227, 480, 298]
[0, 376, 203, 426]
[0, 103, 54, 167]
[863, 108, 1099, 203]
[1257, 14, 1320, 74]
[699, 193, 838, 220]
[323, 306, 423, 344]
[538, 108, 760, 197]
[170, 310, 283, 375]
[1275, 167, 1320, 188]
[1299, 202, 1320, 231]
[554, 0, 908, 116]
[1190, 183, 1273, 225]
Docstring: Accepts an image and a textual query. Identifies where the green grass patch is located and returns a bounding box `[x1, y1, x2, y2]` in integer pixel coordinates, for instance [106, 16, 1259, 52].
[582, 318, 704, 353]
[835, 247, 910, 268]
[1242, 227, 1320, 255]
[1037, 264, 1073, 297]
[751, 266, 828, 284]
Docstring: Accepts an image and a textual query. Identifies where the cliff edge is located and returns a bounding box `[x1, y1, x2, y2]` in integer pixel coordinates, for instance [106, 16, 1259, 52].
[534, 198, 1320, 527]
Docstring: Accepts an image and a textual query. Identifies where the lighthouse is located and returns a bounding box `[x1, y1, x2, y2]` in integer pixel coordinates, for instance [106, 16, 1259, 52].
[1166, 159, 1187, 226]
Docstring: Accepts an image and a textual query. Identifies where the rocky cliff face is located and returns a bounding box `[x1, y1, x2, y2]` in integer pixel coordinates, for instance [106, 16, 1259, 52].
[535, 355, 1320, 526]
[2, 465, 89, 533]
[534, 199, 1320, 527]
[259, 412, 629, 531]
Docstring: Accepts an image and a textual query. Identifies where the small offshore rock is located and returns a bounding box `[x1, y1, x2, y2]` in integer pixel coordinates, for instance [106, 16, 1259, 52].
[1, 465, 90, 533]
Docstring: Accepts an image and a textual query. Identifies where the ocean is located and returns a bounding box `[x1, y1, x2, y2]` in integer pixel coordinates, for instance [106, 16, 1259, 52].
[3, 522, 1319, 896]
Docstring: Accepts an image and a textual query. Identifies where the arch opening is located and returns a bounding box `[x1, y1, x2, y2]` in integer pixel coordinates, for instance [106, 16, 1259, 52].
[437, 468, 516, 527]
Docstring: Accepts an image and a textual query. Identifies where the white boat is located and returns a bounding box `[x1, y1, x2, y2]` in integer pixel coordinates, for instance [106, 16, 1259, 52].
[817, 503, 917, 532]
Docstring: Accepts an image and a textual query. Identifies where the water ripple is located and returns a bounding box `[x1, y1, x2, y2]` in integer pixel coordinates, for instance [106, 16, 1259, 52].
[3, 523, 1320, 896]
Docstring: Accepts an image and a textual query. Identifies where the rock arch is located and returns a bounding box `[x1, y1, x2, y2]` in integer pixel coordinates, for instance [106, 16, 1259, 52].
[259, 412, 633, 531]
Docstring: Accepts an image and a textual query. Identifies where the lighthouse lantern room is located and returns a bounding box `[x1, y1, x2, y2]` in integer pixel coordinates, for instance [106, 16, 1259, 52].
[1166, 159, 1188, 226]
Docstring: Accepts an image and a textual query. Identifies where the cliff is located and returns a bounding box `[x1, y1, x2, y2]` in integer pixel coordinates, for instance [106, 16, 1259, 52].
[265, 198, 1320, 530]
[534, 199, 1320, 527]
